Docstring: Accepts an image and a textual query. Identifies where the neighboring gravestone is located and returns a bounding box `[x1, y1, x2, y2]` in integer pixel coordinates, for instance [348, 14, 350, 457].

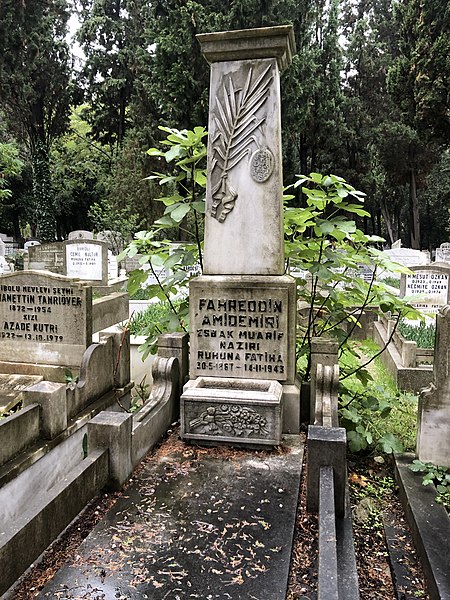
[435, 242, 450, 264]
[63, 239, 108, 285]
[181, 26, 299, 447]
[382, 247, 430, 269]
[0, 240, 11, 274]
[96, 230, 124, 255]
[0, 271, 92, 366]
[400, 264, 450, 314]
[123, 255, 141, 274]
[68, 230, 94, 240]
[107, 250, 119, 280]
[417, 305, 450, 468]
[142, 262, 166, 286]
[27, 242, 65, 273]
[24, 240, 40, 251]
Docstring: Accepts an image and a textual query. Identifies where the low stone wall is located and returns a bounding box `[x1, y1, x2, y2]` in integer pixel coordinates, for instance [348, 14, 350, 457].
[0, 405, 40, 467]
[0, 449, 108, 596]
[0, 332, 189, 595]
[373, 319, 433, 392]
[89, 333, 189, 483]
[92, 291, 129, 333]
[0, 327, 132, 479]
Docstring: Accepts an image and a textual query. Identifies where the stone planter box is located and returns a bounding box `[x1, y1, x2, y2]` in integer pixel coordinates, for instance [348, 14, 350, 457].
[181, 377, 283, 447]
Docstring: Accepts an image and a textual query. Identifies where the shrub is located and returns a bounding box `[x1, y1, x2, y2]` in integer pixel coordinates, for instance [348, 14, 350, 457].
[398, 320, 435, 349]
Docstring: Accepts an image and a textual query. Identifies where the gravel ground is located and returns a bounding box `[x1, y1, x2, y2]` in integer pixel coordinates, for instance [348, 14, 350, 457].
[11, 429, 428, 600]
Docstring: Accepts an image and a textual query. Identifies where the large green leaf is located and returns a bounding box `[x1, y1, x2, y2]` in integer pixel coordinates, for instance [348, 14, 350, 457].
[170, 203, 191, 222]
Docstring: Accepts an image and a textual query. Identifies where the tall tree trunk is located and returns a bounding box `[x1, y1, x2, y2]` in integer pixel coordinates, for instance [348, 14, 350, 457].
[379, 197, 396, 245]
[408, 145, 421, 249]
[299, 133, 308, 177]
[32, 139, 56, 242]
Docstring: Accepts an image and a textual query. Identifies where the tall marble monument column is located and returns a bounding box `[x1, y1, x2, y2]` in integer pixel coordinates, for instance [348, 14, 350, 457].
[181, 26, 300, 446]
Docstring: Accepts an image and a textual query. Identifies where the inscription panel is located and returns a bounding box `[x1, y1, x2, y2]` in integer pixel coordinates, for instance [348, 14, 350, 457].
[65, 241, 104, 281]
[190, 277, 295, 381]
[401, 268, 450, 314]
[0, 271, 91, 365]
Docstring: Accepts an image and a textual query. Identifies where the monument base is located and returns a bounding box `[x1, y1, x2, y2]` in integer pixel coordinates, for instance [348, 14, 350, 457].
[181, 377, 283, 447]
[282, 378, 301, 433]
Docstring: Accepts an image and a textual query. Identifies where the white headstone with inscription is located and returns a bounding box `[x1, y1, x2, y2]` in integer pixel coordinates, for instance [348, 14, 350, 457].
[181, 26, 299, 447]
[382, 247, 430, 269]
[400, 264, 450, 314]
[107, 250, 119, 280]
[0, 240, 11, 273]
[64, 239, 108, 284]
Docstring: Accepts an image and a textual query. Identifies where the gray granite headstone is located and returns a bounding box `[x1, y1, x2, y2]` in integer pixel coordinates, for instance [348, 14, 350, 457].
[0, 271, 92, 366]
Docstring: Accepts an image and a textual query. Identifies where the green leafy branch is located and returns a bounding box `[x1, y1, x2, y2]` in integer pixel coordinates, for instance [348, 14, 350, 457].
[119, 127, 207, 353]
[285, 172, 422, 380]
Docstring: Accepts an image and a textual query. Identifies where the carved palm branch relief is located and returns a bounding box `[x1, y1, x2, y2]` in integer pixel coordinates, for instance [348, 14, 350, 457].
[210, 64, 273, 222]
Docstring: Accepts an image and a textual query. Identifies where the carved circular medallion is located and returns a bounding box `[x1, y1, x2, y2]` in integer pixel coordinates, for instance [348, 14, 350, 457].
[250, 147, 274, 183]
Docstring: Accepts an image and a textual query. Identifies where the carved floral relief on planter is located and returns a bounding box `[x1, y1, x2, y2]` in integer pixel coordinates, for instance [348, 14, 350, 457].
[189, 403, 269, 437]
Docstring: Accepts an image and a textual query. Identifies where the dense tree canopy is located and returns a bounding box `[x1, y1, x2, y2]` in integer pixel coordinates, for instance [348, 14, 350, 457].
[0, 0, 75, 240]
[0, 0, 448, 248]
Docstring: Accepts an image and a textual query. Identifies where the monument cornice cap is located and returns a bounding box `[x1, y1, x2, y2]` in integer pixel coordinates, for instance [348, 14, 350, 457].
[196, 25, 296, 72]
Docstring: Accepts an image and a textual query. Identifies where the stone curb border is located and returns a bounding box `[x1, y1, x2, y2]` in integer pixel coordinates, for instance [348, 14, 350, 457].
[394, 453, 450, 600]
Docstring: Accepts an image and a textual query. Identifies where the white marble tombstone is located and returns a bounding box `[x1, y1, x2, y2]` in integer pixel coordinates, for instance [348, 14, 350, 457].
[181, 27, 300, 447]
[200, 26, 295, 276]
[68, 230, 94, 240]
